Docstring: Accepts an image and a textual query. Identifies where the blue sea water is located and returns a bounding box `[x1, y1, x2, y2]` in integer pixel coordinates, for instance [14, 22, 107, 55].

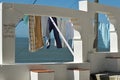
[15, 37, 73, 63]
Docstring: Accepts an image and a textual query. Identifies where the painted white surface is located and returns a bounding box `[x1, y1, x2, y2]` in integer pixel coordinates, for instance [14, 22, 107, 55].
[106, 58, 120, 72]
[31, 72, 38, 80]
[89, 53, 107, 73]
[0, 2, 120, 73]
[45, 65, 67, 80]
[1, 1, 120, 79]
[0, 66, 5, 80]
[38, 72, 54, 80]
[73, 30, 83, 62]
[79, 0, 88, 12]
[89, 53, 120, 73]
[0, 65, 30, 80]
[110, 23, 115, 31]
[74, 70, 80, 80]
[0, 65, 89, 80]
[1, 3, 87, 64]
[0, 3, 2, 64]
[67, 69, 90, 80]
[110, 32, 118, 52]
[74, 40, 83, 63]
[110, 23, 118, 52]
[73, 30, 81, 39]
[67, 70, 79, 80]
[30, 71, 54, 80]
[79, 70, 90, 80]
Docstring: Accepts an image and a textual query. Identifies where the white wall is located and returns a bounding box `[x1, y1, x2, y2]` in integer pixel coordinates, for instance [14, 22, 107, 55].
[29, 65, 68, 80]
[0, 66, 4, 80]
[110, 23, 118, 52]
[105, 58, 120, 72]
[0, 64, 91, 80]
[88, 2, 120, 52]
[1, 2, 120, 66]
[0, 65, 30, 80]
[79, 0, 88, 12]
[0, 3, 3, 64]
[2, 3, 16, 64]
[0, 65, 81, 80]
[4, 61, 120, 80]
[1, 3, 88, 64]
[105, 53, 120, 72]
[48, 65, 67, 80]
[1, 2, 120, 80]
[89, 53, 107, 73]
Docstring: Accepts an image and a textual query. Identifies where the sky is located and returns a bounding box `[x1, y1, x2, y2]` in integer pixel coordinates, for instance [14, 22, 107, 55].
[93, 0, 120, 8]
[0, 0, 120, 9]
[0, 0, 79, 9]
[0, 0, 120, 37]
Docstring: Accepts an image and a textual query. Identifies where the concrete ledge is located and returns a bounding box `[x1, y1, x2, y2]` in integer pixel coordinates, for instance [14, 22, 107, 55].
[106, 57, 120, 59]
[30, 69, 54, 73]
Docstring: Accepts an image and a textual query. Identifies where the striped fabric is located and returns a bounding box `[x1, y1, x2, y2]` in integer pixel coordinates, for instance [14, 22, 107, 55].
[29, 15, 44, 52]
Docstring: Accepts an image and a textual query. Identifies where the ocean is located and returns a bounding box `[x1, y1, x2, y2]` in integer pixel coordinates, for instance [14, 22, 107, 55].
[15, 37, 73, 63]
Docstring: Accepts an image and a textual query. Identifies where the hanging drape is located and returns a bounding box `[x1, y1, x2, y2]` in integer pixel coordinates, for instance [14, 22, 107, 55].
[28, 15, 44, 52]
[98, 22, 110, 52]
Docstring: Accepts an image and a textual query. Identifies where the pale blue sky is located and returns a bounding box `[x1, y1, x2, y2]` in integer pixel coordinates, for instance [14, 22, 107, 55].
[0, 0, 120, 37]
[0, 0, 79, 9]
[0, 0, 120, 9]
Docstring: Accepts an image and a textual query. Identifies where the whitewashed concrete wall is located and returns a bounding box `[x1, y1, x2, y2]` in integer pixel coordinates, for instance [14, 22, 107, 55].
[0, 66, 4, 80]
[1, 3, 88, 64]
[30, 63, 90, 77]
[79, 0, 88, 12]
[0, 3, 3, 64]
[87, 3, 120, 73]
[105, 58, 120, 72]
[0, 65, 30, 80]
[88, 2, 120, 52]
[105, 53, 120, 72]
[44, 65, 67, 80]
[110, 23, 118, 52]
[0, 64, 90, 80]
[89, 53, 120, 73]
[89, 53, 107, 73]
[1, 2, 120, 65]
